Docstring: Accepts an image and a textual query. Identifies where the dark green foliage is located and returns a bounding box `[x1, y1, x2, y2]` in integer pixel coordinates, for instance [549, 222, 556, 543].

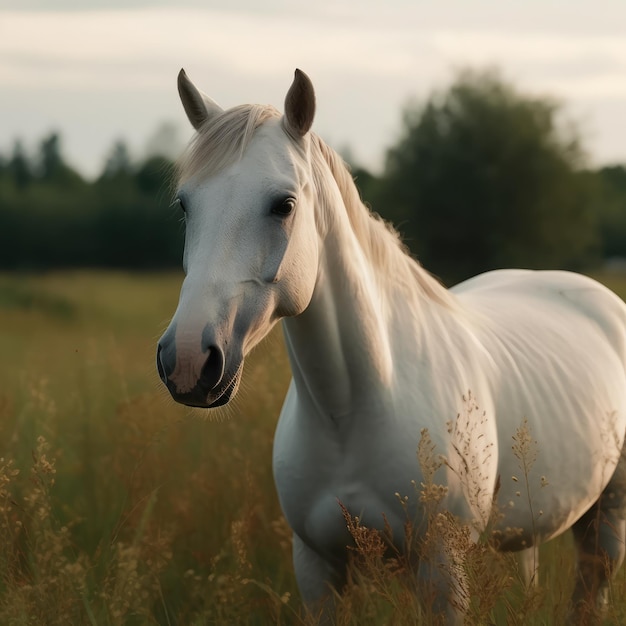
[370, 69, 600, 284]
[2, 71, 626, 276]
[7, 140, 34, 189]
[38, 133, 80, 185]
[351, 166, 378, 208]
[0, 133, 184, 270]
[594, 165, 626, 260]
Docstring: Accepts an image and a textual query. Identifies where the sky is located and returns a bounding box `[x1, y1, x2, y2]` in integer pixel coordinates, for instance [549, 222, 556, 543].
[1, 0, 626, 178]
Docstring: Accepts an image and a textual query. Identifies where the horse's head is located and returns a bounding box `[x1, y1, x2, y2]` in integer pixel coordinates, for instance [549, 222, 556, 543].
[157, 69, 320, 408]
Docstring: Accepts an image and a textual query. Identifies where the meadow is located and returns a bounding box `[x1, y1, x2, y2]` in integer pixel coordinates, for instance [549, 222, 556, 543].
[1, 270, 626, 625]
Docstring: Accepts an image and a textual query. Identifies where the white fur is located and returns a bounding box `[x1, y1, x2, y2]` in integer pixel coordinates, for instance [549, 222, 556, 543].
[162, 69, 626, 623]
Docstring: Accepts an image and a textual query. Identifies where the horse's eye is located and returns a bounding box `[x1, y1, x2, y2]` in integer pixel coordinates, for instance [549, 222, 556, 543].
[271, 197, 296, 217]
[177, 198, 186, 214]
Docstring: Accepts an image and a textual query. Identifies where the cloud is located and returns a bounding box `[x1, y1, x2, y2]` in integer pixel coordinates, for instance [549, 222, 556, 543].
[429, 31, 626, 99]
[2, 7, 625, 98]
[1, 4, 625, 175]
[0, 8, 425, 88]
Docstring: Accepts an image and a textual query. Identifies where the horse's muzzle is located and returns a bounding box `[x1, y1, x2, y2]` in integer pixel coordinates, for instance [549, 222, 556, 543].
[156, 340, 239, 408]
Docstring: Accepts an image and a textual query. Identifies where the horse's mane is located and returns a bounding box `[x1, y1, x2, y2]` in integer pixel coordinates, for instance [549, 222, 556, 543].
[175, 105, 456, 310]
[310, 135, 457, 310]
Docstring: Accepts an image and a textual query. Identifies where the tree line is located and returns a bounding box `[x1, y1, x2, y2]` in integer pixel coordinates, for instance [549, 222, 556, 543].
[0, 135, 183, 270]
[1, 69, 626, 284]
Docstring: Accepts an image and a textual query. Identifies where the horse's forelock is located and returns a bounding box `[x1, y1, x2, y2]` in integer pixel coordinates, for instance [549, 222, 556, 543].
[175, 104, 281, 186]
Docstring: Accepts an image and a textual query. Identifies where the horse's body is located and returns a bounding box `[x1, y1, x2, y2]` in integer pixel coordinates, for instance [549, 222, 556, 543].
[158, 69, 626, 622]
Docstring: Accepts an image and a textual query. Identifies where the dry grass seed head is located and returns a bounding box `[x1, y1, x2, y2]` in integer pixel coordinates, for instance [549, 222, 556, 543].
[340, 502, 387, 563]
[511, 418, 537, 471]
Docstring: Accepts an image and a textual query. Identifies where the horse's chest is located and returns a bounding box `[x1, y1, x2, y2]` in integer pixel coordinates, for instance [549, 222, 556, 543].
[280, 471, 406, 561]
[273, 414, 416, 559]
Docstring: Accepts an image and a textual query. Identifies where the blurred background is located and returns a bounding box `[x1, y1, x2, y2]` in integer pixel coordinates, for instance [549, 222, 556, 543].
[2, 1, 626, 624]
[2, 0, 626, 281]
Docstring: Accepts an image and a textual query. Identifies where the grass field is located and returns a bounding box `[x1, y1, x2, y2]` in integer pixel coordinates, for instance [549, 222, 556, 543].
[1, 270, 626, 625]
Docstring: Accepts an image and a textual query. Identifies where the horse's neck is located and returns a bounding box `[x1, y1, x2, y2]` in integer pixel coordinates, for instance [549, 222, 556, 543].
[282, 217, 394, 419]
[282, 145, 462, 420]
[281, 182, 450, 420]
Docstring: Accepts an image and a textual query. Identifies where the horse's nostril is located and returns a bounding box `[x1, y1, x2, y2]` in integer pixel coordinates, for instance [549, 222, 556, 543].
[156, 343, 168, 384]
[200, 345, 225, 391]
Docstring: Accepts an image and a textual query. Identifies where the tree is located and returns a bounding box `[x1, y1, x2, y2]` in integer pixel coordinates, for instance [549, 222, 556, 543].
[7, 140, 33, 189]
[594, 165, 626, 260]
[374, 69, 597, 284]
[36, 132, 83, 186]
[135, 156, 173, 195]
[101, 140, 133, 180]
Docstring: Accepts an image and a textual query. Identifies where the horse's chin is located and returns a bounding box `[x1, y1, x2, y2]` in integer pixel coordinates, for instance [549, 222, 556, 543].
[206, 366, 243, 408]
[176, 366, 242, 409]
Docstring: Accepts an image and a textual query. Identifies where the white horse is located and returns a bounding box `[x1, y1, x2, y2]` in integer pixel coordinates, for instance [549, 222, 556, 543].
[157, 68, 626, 623]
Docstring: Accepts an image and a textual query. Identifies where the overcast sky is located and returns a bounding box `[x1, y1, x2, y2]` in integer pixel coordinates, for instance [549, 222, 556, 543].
[2, 0, 626, 177]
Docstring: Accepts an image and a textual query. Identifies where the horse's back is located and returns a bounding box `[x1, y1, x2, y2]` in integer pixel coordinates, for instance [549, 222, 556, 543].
[455, 269, 626, 359]
[453, 269, 626, 545]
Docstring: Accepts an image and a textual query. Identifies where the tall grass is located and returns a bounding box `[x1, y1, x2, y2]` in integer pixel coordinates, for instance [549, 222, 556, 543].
[0, 270, 625, 624]
[0, 271, 296, 624]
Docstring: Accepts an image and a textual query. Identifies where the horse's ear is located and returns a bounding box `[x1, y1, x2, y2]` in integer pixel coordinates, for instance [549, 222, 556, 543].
[177, 69, 223, 130]
[284, 69, 316, 138]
